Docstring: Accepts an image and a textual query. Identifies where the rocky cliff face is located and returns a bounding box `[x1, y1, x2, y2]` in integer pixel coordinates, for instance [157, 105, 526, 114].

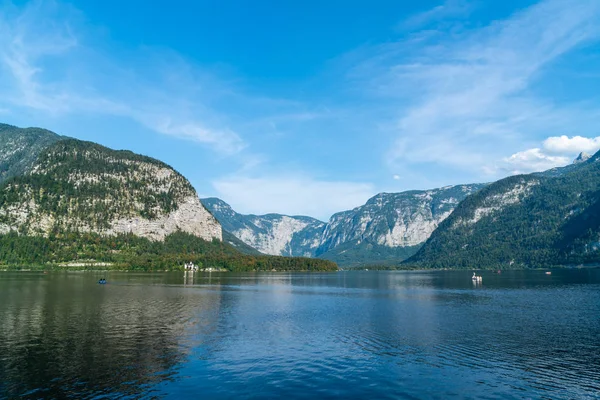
[450, 180, 539, 227]
[203, 184, 485, 264]
[574, 152, 591, 164]
[0, 133, 221, 242]
[201, 198, 324, 256]
[316, 184, 486, 255]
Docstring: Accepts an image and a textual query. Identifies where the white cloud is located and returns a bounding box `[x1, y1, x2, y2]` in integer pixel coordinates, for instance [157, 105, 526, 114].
[497, 133, 600, 174]
[502, 148, 570, 174]
[543, 135, 600, 155]
[393, 174, 401, 180]
[212, 176, 375, 220]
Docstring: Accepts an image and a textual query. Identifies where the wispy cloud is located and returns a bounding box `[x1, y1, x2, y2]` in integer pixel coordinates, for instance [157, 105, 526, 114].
[0, 0, 378, 218]
[399, 0, 474, 31]
[347, 0, 600, 180]
[0, 1, 78, 113]
[3, 0, 600, 218]
[134, 115, 246, 155]
[0, 0, 246, 154]
[212, 175, 375, 220]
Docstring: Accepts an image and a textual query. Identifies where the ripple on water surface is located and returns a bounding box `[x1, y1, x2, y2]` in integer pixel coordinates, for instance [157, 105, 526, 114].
[0, 270, 599, 399]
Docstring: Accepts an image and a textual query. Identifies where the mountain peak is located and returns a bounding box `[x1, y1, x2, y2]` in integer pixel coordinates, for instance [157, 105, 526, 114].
[573, 152, 591, 164]
[201, 197, 326, 257]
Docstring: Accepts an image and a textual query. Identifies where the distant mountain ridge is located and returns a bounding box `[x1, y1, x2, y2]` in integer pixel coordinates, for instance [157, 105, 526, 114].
[8, 122, 597, 270]
[314, 184, 486, 266]
[206, 152, 600, 269]
[201, 198, 325, 257]
[202, 184, 485, 266]
[574, 152, 591, 164]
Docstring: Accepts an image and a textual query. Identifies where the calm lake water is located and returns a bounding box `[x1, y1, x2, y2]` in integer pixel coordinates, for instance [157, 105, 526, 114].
[1, 270, 599, 399]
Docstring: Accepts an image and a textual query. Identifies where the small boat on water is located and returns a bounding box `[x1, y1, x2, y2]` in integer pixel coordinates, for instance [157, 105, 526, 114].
[98, 278, 107, 284]
[545, 271, 552, 275]
[472, 272, 483, 283]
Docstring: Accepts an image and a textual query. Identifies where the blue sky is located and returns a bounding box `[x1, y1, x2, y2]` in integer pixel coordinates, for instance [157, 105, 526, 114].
[1, 0, 600, 220]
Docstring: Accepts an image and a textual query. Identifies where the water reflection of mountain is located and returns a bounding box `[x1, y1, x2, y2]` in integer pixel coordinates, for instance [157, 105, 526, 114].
[0, 272, 221, 398]
[3, 271, 599, 399]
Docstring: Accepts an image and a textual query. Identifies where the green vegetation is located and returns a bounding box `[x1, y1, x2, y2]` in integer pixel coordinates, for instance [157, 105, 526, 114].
[318, 239, 421, 268]
[0, 139, 196, 232]
[0, 231, 338, 271]
[0, 124, 337, 272]
[0, 123, 63, 184]
[407, 154, 600, 269]
[345, 264, 422, 271]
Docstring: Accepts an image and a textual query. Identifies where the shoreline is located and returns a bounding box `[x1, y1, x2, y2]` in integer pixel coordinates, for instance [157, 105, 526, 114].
[3, 265, 600, 273]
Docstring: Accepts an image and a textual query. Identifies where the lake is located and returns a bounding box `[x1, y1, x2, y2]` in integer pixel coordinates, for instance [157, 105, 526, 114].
[1, 269, 599, 399]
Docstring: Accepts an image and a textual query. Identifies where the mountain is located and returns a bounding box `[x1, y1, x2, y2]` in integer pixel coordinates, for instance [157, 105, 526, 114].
[0, 132, 221, 241]
[221, 230, 263, 255]
[0, 124, 337, 272]
[314, 184, 486, 265]
[535, 151, 593, 178]
[407, 152, 600, 269]
[201, 197, 325, 256]
[574, 152, 591, 164]
[0, 123, 63, 184]
[203, 184, 485, 266]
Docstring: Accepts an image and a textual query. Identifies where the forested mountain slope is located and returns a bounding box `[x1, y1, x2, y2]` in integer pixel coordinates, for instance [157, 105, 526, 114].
[0, 139, 222, 241]
[407, 152, 600, 268]
[0, 123, 63, 184]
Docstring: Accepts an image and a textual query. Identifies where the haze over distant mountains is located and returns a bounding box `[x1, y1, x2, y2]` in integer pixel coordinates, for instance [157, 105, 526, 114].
[203, 184, 485, 266]
[201, 198, 325, 257]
